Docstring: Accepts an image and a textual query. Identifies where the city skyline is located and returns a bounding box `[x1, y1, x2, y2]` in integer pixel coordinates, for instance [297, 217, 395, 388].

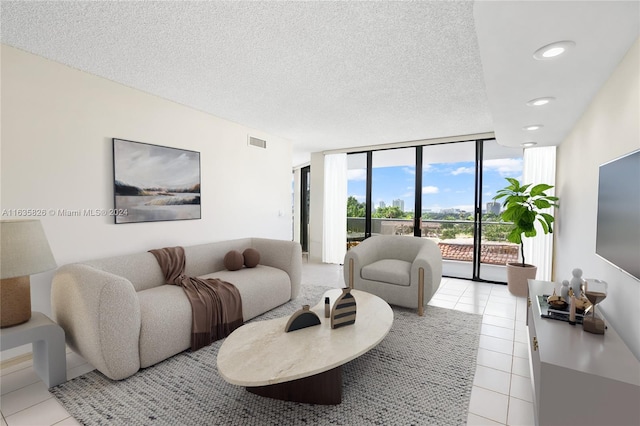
[348, 157, 523, 213]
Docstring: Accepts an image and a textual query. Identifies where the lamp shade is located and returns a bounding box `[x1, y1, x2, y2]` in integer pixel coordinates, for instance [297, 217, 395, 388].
[1, 219, 57, 279]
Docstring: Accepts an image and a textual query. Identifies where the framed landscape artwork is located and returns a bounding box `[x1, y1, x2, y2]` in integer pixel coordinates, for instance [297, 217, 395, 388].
[112, 138, 201, 224]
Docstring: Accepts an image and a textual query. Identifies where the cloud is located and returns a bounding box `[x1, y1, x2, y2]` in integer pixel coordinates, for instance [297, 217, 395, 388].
[348, 169, 367, 181]
[451, 167, 474, 175]
[422, 186, 439, 194]
[403, 167, 416, 175]
[484, 158, 523, 176]
[351, 194, 366, 202]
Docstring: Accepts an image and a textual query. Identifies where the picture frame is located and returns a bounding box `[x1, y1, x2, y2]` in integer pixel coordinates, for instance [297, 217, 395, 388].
[112, 138, 201, 224]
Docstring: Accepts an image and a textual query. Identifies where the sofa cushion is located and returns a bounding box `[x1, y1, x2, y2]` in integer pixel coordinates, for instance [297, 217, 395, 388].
[243, 248, 260, 268]
[137, 284, 192, 368]
[224, 250, 244, 271]
[200, 265, 291, 321]
[137, 265, 291, 368]
[361, 259, 411, 286]
[84, 252, 166, 292]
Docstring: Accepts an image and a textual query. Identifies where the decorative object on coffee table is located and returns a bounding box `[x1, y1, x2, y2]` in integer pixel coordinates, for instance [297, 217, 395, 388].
[331, 287, 357, 329]
[285, 305, 320, 332]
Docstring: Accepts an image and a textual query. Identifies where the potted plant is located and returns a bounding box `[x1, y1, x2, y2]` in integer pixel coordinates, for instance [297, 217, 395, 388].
[493, 178, 559, 296]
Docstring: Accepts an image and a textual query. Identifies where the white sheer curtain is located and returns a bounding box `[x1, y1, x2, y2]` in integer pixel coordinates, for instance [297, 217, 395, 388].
[323, 153, 348, 264]
[522, 146, 557, 281]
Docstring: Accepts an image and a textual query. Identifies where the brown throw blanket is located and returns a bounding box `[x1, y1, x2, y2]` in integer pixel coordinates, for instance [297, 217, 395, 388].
[149, 246, 243, 350]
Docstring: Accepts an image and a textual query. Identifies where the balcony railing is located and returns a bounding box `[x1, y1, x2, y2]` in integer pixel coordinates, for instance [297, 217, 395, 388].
[347, 217, 518, 265]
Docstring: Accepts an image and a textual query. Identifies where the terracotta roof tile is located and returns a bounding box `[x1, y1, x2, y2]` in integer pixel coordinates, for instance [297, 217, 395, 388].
[438, 242, 518, 265]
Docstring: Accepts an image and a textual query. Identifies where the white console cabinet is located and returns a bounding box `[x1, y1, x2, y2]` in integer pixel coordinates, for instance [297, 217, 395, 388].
[527, 280, 640, 426]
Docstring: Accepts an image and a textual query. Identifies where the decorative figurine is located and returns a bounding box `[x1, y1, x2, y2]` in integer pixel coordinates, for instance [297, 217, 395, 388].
[285, 305, 321, 332]
[570, 268, 585, 298]
[331, 287, 357, 329]
[561, 280, 570, 303]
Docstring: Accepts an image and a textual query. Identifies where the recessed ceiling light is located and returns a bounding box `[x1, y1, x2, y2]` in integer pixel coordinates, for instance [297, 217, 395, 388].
[533, 41, 575, 60]
[523, 124, 543, 131]
[521, 142, 538, 147]
[526, 97, 555, 107]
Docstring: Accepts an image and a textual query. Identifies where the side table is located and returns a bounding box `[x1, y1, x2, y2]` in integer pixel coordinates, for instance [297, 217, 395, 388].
[0, 312, 67, 387]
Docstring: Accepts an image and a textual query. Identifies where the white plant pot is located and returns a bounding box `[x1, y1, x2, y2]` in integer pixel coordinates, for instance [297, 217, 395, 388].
[506, 263, 537, 297]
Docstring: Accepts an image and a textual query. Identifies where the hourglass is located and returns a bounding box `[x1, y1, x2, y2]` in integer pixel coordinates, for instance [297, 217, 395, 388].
[583, 279, 608, 334]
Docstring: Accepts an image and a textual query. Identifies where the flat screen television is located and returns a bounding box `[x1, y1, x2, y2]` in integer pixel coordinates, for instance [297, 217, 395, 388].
[595, 149, 640, 280]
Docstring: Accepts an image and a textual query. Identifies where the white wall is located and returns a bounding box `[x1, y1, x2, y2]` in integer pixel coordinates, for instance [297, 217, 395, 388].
[555, 38, 640, 359]
[0, 45, 294, 337]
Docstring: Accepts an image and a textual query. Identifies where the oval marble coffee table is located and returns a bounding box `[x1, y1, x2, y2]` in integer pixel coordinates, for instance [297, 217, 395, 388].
[217, 288, 393, 405]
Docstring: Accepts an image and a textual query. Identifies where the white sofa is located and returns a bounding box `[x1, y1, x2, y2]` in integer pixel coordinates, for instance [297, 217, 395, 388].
[52, 238, 302, 380]
[344, 235, 442, 315]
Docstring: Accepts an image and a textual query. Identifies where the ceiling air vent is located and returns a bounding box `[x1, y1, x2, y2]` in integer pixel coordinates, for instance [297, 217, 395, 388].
[248, 136, 267, 149]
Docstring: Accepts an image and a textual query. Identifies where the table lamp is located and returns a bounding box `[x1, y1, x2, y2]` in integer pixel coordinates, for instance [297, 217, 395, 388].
[1, 219, 57, 328]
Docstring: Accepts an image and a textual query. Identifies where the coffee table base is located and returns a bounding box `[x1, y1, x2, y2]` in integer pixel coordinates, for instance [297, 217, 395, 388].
[247, 366, 342, 405]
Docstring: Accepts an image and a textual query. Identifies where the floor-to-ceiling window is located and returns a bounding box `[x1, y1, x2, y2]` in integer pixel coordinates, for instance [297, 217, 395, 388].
[422, 141, 477, 279]
[371, 147, 416, 237]
[345, 138, 524, 283]
[478, 140, 524, 281]
[347, 154, 368, 248]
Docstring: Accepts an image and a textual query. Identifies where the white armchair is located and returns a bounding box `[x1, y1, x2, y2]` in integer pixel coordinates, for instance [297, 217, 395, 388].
[344, 235, 443, 315]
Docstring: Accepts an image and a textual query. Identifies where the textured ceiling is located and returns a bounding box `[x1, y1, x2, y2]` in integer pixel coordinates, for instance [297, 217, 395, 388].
[1, 1, 638, 167]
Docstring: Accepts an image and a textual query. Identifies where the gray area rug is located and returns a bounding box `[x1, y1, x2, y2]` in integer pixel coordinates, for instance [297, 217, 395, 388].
[51, 285, 482, 425]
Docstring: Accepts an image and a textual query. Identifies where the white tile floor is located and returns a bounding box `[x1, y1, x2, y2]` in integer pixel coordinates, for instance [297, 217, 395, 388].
[0, 262, 535, 425]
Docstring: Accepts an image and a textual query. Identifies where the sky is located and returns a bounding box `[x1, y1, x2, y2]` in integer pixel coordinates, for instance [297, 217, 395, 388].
[348, 157, 523, 213]
[114, 139, 200, 189]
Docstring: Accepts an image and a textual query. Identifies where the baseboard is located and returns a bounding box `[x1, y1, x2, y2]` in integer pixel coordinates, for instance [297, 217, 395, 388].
[0, 352, 33, 370]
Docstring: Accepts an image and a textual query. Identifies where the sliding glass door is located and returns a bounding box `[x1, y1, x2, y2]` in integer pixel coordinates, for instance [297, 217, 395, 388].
[422, 141, 477, 279]
[345, 138, 524, 283]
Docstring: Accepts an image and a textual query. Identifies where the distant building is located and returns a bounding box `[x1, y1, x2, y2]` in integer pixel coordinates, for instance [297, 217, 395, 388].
[379, 201, 386, 209]
[392, 199, 404, 211]
[487, 201, 501, 215]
